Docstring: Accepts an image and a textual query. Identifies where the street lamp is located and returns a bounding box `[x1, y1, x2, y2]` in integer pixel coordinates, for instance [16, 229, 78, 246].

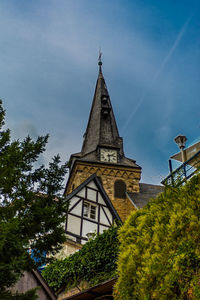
[174, 134, 187, 162]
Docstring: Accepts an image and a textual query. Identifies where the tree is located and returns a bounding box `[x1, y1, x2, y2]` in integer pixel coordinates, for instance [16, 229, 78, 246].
[114, 174, 200, 300]
[0, 101, 68, 299]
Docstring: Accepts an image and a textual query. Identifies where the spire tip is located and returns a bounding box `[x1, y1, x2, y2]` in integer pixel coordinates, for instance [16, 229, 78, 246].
[98, 50, 102, 66]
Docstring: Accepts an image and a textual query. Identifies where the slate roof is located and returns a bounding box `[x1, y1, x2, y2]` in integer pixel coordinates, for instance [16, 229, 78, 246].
[69, 62, 141, 169]
[81, 64, 121, 155]
[127, 183, 164, 209]
[70, 152, 140, 168]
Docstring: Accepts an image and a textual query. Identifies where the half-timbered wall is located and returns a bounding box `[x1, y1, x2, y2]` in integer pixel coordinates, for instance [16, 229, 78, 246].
[66, 180, 114, 244]
[66, 161, 140, 221]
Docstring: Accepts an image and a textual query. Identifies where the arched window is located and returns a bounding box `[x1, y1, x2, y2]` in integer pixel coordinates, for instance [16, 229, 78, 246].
[114, 180, 126, 198]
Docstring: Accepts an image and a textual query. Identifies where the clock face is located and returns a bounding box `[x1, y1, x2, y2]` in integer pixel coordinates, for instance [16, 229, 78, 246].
[100, 149, 117, 163]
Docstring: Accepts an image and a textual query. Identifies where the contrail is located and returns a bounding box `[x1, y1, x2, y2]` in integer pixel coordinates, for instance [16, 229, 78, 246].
[121, 15, 192, 134]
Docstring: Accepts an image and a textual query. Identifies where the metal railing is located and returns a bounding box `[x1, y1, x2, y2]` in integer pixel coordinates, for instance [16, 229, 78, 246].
[161, 150, 200, 187]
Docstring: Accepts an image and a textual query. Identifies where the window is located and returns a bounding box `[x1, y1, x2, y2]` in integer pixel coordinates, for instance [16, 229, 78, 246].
[114, 180, 126, 198]
[83, 202, 89, 217]
[90, 205, 96, 219]
[83, 202, 97, 220]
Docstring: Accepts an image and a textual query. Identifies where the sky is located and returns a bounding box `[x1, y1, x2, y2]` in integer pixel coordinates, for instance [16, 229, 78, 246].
[0, 0, 199, 184]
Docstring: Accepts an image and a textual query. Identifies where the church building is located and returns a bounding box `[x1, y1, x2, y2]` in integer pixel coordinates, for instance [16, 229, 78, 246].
[63, 57, 163, 254]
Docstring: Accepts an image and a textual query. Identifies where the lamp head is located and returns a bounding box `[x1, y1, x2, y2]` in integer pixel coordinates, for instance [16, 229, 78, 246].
[174, 134, 187, 150]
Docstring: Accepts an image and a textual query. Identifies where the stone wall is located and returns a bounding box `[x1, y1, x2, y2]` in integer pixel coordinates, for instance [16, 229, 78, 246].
[66, 161, 141, 221]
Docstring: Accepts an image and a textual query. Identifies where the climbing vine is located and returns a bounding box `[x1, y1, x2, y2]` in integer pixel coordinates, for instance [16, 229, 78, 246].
[42, 226, 120, 292]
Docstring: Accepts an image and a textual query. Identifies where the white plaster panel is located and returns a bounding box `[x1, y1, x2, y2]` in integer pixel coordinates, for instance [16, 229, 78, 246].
[87, 188, 97, 202]
[82, 221, 97, 239]
[103, 206, 113, 224]
[70, 198, 82, 215]
[100, 207, 110, 226]
[99, 225, 109, 234]
[98, 193, 106, 205]
[67, 215, 81, 235]
[87, 181, 97, 189]
[77, 188, 85, 198]
[68, 196, 80, 210]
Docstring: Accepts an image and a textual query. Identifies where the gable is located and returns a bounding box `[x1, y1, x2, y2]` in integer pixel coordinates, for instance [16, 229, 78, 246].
[10, 270, 56, 300]
[65, 174, 120, 244]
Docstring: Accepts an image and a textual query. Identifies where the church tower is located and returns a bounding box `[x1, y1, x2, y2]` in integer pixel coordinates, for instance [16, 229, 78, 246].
[65, 56, 141, 222]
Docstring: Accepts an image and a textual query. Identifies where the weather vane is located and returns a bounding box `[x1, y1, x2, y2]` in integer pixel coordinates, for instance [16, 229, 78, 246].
[98, 48, 102, 66]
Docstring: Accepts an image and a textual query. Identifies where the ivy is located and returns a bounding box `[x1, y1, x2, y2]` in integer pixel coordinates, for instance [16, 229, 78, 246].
[42, 226, 120, 292]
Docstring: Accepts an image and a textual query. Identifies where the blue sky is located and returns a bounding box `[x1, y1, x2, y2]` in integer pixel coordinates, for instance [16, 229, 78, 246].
[0, 0, 199, 184]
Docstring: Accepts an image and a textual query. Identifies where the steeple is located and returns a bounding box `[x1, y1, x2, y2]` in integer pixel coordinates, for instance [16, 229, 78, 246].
[81, 55, 123, 156]
[65, 57, 141, 221]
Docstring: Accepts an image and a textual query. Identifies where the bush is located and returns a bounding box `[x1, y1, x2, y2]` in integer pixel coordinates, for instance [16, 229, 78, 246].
[114, 174, 200, 300]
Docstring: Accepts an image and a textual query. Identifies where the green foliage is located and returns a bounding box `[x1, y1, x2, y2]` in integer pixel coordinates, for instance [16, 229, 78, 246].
[114, 173, 200, 300]
[0, 100, 68, 299]
[42, 226, 119, 292]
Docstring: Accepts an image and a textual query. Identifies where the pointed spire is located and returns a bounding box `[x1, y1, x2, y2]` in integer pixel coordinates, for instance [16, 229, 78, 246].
[81, 58, 123, 156]
[98, 50, 102, 73]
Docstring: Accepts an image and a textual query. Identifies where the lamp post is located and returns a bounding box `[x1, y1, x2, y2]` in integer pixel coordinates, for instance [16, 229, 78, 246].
[174, 134, 187, 162]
